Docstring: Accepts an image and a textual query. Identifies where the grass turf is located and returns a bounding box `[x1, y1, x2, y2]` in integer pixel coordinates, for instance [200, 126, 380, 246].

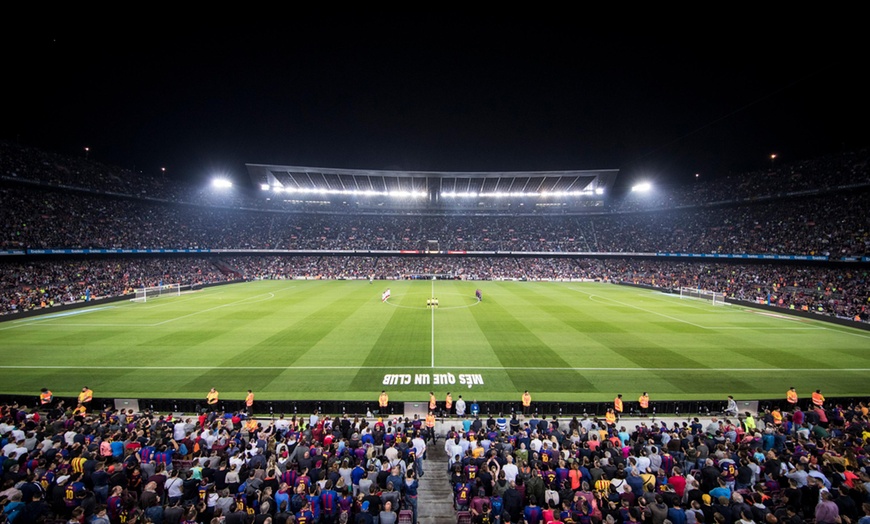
[0, 280, 867, 403]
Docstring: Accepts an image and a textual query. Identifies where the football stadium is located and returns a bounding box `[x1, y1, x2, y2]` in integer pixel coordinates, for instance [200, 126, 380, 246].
[2, 25, 870, 524]
[3, 149, 869, 407]
[2, 143, 869, 524]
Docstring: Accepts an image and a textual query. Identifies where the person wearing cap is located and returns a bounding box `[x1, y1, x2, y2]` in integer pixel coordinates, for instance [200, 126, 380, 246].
[356, 500, 374, 524]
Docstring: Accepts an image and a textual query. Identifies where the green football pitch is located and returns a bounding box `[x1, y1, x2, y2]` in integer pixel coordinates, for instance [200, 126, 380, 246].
[0, 280, 867, 403]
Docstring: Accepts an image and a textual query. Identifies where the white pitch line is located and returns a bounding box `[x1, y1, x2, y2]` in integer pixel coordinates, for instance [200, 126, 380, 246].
[1, 365, 867, 372]
[583, 291, 711, 329]
[151, 292, 277, 326]
[431, 279, 435, 368]
[0, 292, 278, 330]
[819, 327, 870, 340]
[644, 288, 868, 337]
[712, 327, 825, 331]
[583, 289, 831, 332]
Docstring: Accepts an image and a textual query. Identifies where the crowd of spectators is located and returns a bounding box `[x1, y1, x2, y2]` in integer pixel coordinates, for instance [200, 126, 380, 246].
[442, 401, 870, 524]
[2, 141, 870, 257]
[1, 141, 869, 320]
[0, 258, 228, 315]
[0, 400, 431, 524]
[2, 183, 868, 257]
[2, 256, 865, 322]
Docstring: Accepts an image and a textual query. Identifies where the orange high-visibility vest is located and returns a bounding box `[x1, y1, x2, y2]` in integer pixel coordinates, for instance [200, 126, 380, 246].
[425, 414, 435, 428]
[614, 397, 623, 413]
[639, 395, 649, 409]
[245, 393, 254, 407]
[79, 389, 93, 404]
[445, 394, 453, 409]
[379, 393, 389, 408]
[429, 394, 437, 410]
[40, 390, 53, 404]
[787, 390, 798, 405]
[605, 411, 616, 425]
[812, 392, 824, 406]
[522, 393, 531, 407]
[772, 410, 782, 425]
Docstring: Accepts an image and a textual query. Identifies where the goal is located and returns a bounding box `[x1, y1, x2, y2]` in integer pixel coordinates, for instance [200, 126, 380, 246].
[679, 286, 727, 306]
[132, 283, 182, 302]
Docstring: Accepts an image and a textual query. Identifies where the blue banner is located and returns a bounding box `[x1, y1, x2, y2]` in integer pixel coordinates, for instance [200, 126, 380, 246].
[655, 253, 829, 261]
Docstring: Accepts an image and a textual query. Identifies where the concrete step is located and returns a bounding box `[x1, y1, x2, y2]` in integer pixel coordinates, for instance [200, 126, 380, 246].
[417, 439, 455, 524]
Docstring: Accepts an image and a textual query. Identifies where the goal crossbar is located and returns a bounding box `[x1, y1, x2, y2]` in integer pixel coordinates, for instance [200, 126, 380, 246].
[679, 286, 727, 306]
[132, 283, 182, 303]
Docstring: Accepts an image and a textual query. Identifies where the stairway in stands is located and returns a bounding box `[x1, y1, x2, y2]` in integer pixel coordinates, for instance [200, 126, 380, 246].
[418, 437, 455, 524]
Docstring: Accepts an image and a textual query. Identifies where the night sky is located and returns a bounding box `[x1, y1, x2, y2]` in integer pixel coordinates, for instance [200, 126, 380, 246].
[4, 18, 866, 191]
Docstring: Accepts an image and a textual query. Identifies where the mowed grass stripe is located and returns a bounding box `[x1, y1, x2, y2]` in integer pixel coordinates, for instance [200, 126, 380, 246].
[534, 284, 777, 396]
[292, 284, 406, 368]
[502, 283, 688, 368]
[194, 281, 373, 365]
[1, 280, 868, 401]
[423, 282, 521, 398]
[471, 283, 595, 393]
[434, 283, 503, 369]
[347, 282, 433, 391]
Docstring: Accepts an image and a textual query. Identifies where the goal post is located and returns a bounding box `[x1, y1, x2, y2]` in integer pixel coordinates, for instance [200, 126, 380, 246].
[679, 286, 727, 306]
[132, 283, 182, 303]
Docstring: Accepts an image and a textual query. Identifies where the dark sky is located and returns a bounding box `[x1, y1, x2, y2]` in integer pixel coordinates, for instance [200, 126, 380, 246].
[4, 17, 866, 190]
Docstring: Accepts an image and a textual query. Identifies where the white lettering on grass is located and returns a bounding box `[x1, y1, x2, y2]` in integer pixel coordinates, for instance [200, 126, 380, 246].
[382, 373, 483, 388]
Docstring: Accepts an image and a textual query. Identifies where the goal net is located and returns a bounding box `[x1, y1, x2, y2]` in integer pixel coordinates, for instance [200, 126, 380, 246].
[679, 286, 727, 306]
[132, 283, 182, 303]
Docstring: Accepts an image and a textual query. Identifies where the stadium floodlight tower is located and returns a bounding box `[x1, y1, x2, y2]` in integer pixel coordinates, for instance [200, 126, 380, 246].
[212, 178, 233, 189]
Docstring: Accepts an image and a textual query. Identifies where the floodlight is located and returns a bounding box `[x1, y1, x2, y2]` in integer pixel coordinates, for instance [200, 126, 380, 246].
[260, 184, 270, 191]
[212, 178, 232, 189]
[595, 188, 604, 195]
[631, 182, 652, 193]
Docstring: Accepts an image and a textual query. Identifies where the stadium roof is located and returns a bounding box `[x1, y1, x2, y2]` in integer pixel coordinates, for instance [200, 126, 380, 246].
[245, 164, 619, 199]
